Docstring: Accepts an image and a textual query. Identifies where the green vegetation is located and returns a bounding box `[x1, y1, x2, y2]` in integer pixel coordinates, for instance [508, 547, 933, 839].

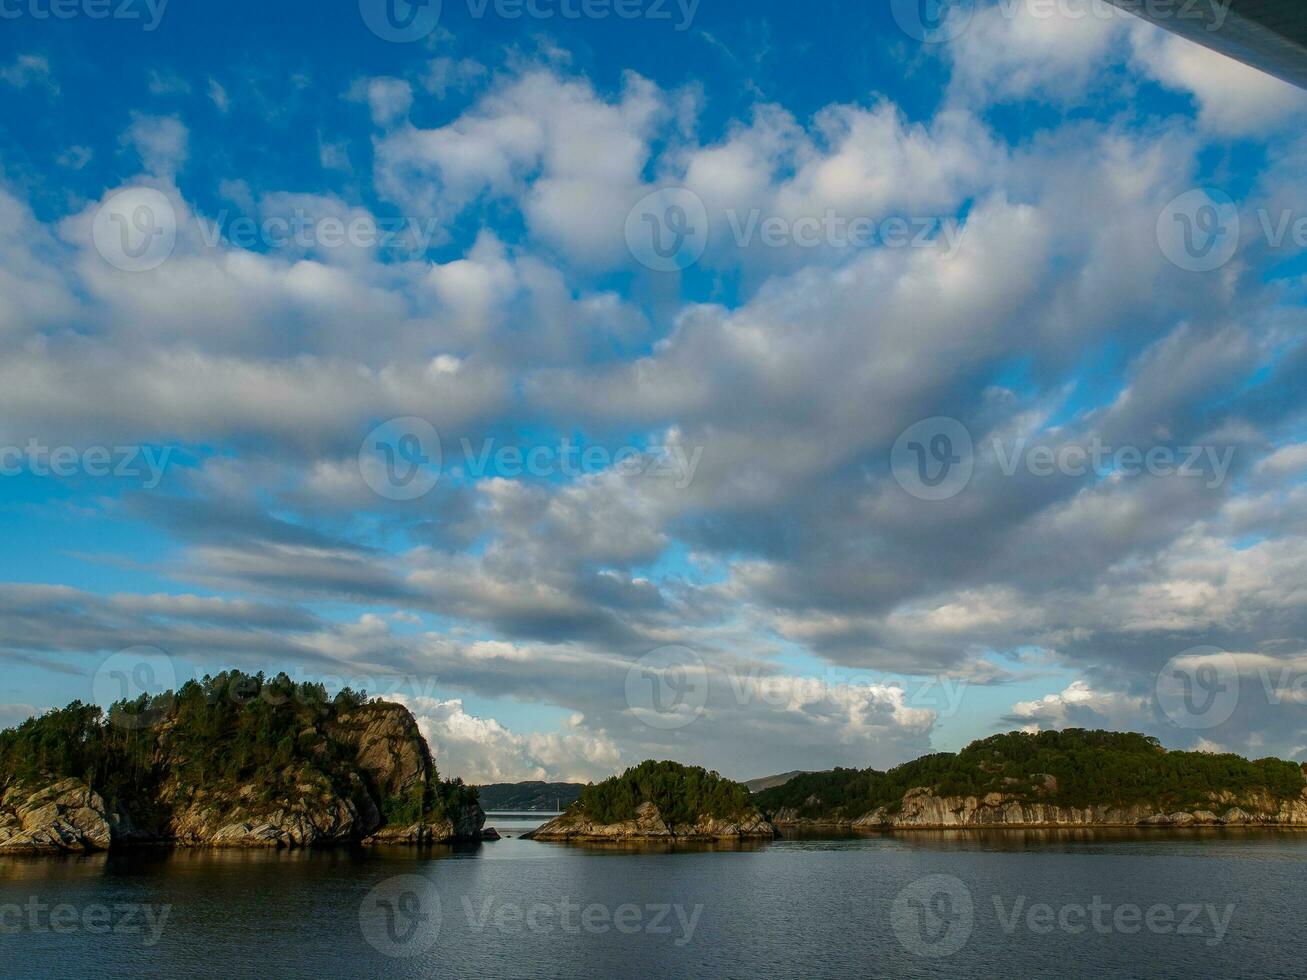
[753, 729, 1307, 820]
[0, 670, 476, 829]
[575, 760, 753, 827]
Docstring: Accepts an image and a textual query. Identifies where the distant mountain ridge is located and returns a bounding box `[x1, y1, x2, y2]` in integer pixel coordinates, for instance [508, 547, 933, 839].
[744, 770, 814, 793]
[477, 780, 585, 811]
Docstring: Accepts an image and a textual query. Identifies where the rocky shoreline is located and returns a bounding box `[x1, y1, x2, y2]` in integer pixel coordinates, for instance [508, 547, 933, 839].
[524, 801, 778, 843]
[0, 776, 490, 855]
[767, 786, 1307, 831]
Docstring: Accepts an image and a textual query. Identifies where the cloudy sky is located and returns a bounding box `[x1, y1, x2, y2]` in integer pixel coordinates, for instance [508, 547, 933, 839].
[2, 0, 1305, 783]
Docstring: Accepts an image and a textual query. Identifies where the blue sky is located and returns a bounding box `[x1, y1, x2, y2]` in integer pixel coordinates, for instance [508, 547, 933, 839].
[1, 0, 1306, 781]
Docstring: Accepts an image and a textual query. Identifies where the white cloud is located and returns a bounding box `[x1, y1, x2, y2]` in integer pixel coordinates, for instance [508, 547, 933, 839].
[1010, 679, 1148, 730]
[398, 695, 621, 783]
[0, 54, 57, 93]
[1129, 25, 1307, 136]
[124, 114, 190, 176]
[351, 77, 413, 128]
[947, 0, 1127, 105]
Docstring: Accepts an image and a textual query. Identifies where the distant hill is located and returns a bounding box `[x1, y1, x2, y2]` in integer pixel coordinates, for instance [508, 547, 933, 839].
[745, 770, 814, 793]
[477, 780, 585, 811]
[752, 729, 1307, 828]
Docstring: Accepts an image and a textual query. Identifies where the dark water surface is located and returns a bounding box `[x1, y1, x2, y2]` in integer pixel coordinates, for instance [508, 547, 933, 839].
[2, 815, 1304, 979]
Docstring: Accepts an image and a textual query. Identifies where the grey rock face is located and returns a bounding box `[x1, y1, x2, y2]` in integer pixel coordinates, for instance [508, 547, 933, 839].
[0, 779, 113, 854]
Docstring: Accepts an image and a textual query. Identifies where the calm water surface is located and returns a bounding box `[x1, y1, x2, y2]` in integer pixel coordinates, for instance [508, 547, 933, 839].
[2, 814, 1304, 979]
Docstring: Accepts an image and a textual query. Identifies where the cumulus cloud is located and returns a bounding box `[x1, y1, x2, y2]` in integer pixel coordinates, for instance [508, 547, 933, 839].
[3, 18, 1307, 778]
[398, 696, 622, 783]
[1008, 680, 1149, 732]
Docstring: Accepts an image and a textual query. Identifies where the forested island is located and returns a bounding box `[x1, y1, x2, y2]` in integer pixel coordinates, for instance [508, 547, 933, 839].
[753, 730, 1307, 829]
[0, 670, 485, 853]
[7, 688, 1307, 857]
[525, 761, 776, 842]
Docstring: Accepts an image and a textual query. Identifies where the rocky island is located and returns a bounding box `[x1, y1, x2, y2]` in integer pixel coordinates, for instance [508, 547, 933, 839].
[524, 761, 777, 842]
[753, 730, 1307, 830]
[0, 670, 486, 854]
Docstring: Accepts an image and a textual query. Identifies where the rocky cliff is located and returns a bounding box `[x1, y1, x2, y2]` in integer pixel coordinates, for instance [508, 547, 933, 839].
[0, 676, 486, 854]
[0, 778, 113, 854]
[769, 785, 1307, 831]
[524, 801, 777, 842]
[756, 729, 1307, 832]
